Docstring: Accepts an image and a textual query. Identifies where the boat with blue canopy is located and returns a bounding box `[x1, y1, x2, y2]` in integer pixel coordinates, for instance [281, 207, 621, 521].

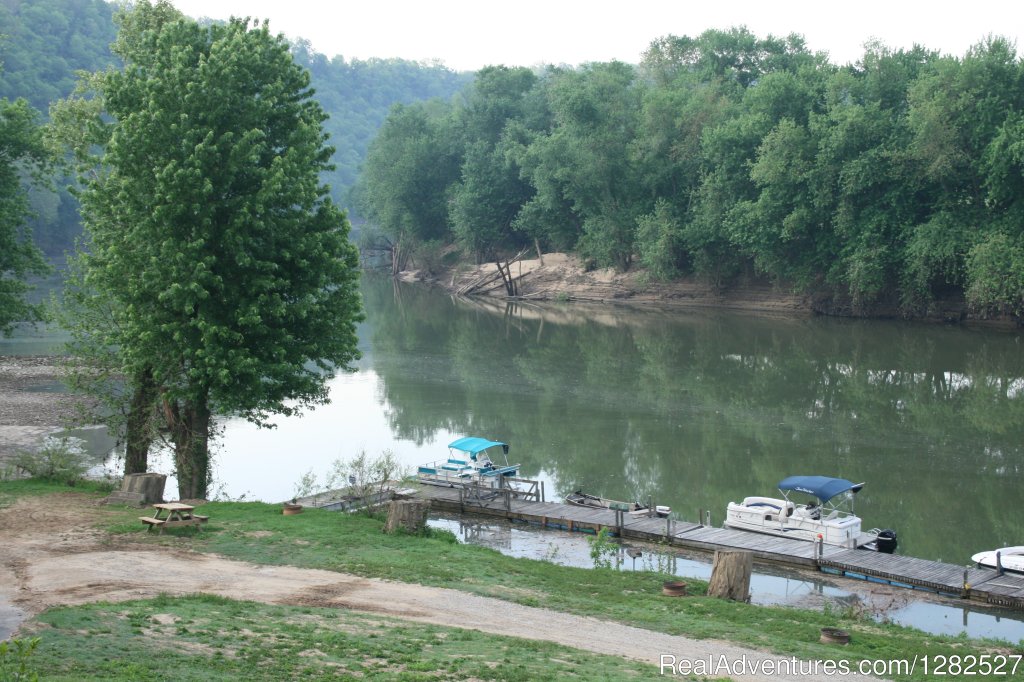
[417, 436, 521, 488]
[724, 475, 896, 552]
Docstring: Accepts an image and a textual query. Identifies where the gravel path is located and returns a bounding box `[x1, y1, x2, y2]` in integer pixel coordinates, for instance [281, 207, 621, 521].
[0, 493, 881, 682]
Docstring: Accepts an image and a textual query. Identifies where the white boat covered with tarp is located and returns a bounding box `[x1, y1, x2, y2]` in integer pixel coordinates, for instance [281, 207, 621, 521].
[417, 437, 521, 488]
[724, 475, 897, 552]
[972, 546, 1024, 573]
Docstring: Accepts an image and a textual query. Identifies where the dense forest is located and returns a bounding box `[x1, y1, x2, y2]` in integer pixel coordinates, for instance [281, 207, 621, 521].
[357, 29, 1024, 319]
[0, 0, 470, 254]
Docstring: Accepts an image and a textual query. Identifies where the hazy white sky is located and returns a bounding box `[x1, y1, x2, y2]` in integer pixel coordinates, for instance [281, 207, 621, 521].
[169, 0, 1020, 71]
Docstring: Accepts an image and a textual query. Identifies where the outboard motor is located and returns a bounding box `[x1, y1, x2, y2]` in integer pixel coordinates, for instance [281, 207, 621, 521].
[875, 529, 898, 554]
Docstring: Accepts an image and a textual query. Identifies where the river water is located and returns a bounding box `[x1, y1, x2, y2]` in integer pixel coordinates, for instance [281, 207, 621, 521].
[5, 274, 1024, 640]
[8, 274, 1022, 562]
[183, 275, 1022, 561]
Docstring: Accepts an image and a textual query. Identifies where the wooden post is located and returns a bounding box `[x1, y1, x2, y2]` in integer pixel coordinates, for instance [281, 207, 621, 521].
[997, 551, 1004, 576]
[707, 550, 753, 602]
[383, 499, 431, 534]
[540, 480, 545, 503]
[665, 515, 671, 540]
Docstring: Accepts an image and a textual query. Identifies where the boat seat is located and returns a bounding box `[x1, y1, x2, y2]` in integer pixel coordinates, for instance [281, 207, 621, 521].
[441, 463, 471, 471]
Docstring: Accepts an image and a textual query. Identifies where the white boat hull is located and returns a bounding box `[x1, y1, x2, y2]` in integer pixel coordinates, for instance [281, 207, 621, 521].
[971, 546, 1024, 573]
[724, 497, 871, 549]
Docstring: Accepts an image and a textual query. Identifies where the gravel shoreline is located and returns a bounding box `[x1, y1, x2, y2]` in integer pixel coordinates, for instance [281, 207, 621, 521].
[0, 355, 86, 460]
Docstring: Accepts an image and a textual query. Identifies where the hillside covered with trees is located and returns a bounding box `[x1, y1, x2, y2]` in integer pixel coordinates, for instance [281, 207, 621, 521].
[356, 29, 1024, 320]
[0, 0, 470, 255]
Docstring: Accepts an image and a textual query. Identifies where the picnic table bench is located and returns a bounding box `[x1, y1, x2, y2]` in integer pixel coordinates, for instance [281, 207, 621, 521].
[140, 502, 208, 534]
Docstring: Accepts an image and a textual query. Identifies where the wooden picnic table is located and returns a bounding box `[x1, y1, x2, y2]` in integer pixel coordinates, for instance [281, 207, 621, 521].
[140, 502, 208, 534]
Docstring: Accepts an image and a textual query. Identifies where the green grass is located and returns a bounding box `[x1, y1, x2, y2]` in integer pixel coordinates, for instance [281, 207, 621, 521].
[16, 594, 669, 681]
[104, 499, 1024, 680]
[5, 482, 1023, 681]
[0, 477, 111, 509]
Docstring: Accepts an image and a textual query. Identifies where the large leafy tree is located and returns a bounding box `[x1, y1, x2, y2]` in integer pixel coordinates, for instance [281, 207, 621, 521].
[0, 95, 50, 335]
[356, 101, 461, 272]
[449, 66, 540, 261]
[58, 1, 362, 498]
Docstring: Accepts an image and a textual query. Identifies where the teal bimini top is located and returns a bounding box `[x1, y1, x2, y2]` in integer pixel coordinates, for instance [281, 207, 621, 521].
[448, 437, 508, 460]
[778, 476, 864, 503]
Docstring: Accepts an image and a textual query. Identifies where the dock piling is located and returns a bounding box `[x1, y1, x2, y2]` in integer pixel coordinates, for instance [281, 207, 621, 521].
[413, 482, 1024, 612]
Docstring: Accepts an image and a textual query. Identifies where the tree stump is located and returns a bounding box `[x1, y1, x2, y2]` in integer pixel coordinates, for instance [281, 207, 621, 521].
[707, 550, 752, 601]
[383, 499, 430, 534]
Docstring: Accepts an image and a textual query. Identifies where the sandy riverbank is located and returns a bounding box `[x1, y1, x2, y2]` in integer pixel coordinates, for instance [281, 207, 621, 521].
[0, 356, 85, 462]
[402, 251, 1019, 327]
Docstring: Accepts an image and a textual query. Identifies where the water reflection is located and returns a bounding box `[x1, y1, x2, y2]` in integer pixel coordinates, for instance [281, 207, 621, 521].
[428, 515, 1024, 643]
[363, 277, 1024, 562]
[14, 274, 1024, 567]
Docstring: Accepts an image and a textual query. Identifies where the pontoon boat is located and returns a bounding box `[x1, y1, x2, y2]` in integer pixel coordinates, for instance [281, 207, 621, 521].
[417, 437, 520, 488]
[724, 475, 896, 552]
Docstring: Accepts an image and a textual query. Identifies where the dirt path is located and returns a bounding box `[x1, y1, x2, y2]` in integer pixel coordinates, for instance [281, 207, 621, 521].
[0, 493, 878, 682]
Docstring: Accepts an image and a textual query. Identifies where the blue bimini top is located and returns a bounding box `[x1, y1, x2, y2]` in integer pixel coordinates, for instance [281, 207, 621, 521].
[778, 476, 864, 503]
[448, 437, 508, 461]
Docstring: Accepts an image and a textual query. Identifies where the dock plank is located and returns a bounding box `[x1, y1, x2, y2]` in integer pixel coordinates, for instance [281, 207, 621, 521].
[414, 484, 1023, 610]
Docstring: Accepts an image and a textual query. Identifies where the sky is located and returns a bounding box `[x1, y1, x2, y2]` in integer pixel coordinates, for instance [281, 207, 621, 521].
[168, 0, 1022, 71]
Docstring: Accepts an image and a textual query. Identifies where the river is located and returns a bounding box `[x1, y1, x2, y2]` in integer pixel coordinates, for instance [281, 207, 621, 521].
[165, 274, 1022, 563]
[8, 274, 1024, 562]
[6, 273, 1024, 641]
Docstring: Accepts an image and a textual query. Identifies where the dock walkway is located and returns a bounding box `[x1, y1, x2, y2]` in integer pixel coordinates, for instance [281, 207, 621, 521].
[415, 483, 1024, 611]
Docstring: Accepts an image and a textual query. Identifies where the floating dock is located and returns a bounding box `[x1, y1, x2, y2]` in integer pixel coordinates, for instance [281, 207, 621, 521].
[414, 483, 1024, 611]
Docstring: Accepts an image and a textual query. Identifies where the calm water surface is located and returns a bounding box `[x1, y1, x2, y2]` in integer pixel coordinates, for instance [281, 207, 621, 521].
[8, 275, 1023, 564]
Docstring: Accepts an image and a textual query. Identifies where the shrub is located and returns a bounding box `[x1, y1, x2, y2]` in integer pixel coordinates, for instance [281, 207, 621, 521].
[12, 437, 91, 486]
[0, 637, 40, 681]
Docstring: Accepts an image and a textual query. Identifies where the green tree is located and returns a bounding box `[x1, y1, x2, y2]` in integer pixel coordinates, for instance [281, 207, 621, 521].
[520, 62, 644, 270]
[356, 101, 461, 272]
[449, 66, 540, 261]
[57, 1, 363, 498]
[0, 96, 50, 335]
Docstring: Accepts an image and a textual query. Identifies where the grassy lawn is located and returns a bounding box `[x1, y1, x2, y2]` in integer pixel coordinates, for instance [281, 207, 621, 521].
[13, 594, 669, 681]
[3, 479, 1023, 680]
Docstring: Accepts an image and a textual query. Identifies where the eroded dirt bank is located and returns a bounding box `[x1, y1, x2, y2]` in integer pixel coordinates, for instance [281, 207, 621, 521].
[403, 251, 1015, 326]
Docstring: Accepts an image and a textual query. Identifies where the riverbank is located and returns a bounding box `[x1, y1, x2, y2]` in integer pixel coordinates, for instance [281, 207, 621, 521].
[402, 252, 1018, 327]
[6, 481, 1022, 680]
[0, 356, 84, 463]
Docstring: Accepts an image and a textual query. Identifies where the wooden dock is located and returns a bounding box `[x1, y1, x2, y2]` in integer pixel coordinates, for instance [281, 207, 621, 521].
[414, 483, 1024, 611]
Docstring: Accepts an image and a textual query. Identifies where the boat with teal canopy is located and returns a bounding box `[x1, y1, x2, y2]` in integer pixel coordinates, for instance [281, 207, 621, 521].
[417, 436, 520, 488]
[447, 437, 510, 460]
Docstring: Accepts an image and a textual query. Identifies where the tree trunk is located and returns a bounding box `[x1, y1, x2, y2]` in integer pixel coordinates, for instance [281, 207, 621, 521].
[707, 550, 752, 601]
[165, 391, 212, 500]
[124, 366, 158, 475]
[383, 499, 430, 534]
